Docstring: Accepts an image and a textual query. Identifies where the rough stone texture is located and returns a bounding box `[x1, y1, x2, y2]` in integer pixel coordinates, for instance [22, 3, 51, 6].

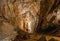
[0, 0, 60, 41]
[0, 21, 17, 41]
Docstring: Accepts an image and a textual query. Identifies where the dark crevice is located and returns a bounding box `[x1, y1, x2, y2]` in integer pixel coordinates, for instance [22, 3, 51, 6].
[48, 0, 60, 14]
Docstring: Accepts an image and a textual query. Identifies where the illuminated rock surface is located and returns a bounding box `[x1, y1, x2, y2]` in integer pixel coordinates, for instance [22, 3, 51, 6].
[0, 0, 60, 41]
